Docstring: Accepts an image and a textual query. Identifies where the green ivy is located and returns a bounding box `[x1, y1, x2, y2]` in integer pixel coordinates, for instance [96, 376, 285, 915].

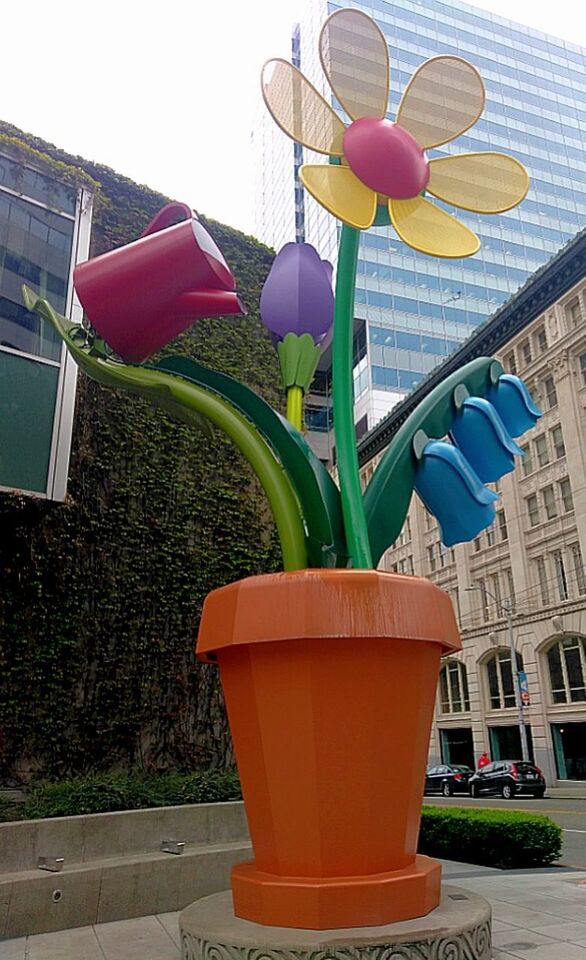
[0, 123, 282, 780]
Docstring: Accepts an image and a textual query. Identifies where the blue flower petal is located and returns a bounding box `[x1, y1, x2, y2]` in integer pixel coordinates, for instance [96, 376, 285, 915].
[451, 397, 524, 482]
[414, 440, 498, 547]
[486, 375, 542, 437]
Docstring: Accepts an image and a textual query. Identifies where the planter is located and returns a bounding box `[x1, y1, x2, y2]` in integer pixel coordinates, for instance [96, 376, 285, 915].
[197, 569, 460, 929]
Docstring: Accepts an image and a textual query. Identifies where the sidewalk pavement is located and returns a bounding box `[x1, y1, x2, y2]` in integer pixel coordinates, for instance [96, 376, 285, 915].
[545, 787, 586, 800]
[2, 859, 586, 960]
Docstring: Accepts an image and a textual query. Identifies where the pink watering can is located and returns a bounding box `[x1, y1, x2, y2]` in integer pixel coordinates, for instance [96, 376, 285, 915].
[73, 202, 246, 362]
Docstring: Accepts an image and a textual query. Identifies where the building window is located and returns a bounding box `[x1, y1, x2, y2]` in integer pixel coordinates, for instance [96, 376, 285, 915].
[534, 434, 549, 467]
[535, 557, 550, 605]
[559, 477, 574, 513]
[536, 326, 548, 353]
[486, 525, 495, 547]
[505, 351, 517, 374]
[543, 485, 558, 520]
[439, 660, 470, 714]
[546, 636, 586, 704]
[497, 510, 508, 541]
[520, 339, 532, 366]
[579, 353, 586, 387]
[424, 508, 433, 530]
[521, 444, 533, 476]
[566, 299, 582, 328]
[474, 536, 482, 552]
[486, 649, 524, 709]
[550, 424, 565, 459]
[571, 544, 586, 596]
[553, 550, 569, 601]
[428, 544, 436, 572]
[543, 376, 558, 409]
[526, 494, 540, 527]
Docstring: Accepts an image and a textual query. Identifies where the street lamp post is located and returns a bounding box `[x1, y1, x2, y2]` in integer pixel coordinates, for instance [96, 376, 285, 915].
[467, 585, 530, 762]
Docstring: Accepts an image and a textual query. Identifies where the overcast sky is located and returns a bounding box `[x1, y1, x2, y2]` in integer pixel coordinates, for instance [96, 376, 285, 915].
[1, 0, 584, 237]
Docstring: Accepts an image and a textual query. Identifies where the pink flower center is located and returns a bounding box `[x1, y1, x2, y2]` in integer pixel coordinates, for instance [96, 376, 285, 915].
[343, 117, 429, 200]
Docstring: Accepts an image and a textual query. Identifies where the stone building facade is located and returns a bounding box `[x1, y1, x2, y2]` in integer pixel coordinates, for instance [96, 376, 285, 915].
[359, 231, 586, 784]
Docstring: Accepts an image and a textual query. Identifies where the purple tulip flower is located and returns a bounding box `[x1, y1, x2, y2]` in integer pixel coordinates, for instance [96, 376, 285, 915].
[260, 243, 334, 344]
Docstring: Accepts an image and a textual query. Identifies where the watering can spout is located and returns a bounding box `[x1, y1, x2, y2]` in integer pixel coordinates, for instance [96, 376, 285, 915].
[175, 289, 247, 320]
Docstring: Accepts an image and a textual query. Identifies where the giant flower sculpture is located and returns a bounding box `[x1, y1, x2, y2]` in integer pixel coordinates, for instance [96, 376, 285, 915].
[262, 8, 529, 258]
[262, 7, 531, 570]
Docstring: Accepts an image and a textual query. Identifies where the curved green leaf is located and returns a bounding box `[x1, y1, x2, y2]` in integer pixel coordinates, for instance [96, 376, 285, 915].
[22, 287, 308, 571]
[155, 355, 347, 567]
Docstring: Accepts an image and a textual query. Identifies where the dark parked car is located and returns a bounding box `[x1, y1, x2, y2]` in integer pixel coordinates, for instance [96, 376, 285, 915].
[468, 761, 546, 799]
[424, 764, 474, 796]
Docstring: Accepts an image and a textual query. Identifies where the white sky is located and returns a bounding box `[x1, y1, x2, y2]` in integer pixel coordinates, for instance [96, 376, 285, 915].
[1, 0, 584, 237]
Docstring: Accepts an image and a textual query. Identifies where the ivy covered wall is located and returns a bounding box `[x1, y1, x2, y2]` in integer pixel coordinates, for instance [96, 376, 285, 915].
[0, 121, 282, 779]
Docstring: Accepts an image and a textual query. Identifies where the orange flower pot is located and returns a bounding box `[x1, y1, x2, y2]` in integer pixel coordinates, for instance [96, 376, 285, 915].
[197, 570, 460, 930]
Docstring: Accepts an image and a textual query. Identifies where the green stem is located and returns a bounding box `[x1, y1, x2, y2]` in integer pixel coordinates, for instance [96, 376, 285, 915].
[286, 386, 303, 432]
[333, 225, 373, 569]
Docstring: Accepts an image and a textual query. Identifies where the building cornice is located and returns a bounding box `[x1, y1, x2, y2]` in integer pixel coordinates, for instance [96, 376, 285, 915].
[358, 229, 586, 466]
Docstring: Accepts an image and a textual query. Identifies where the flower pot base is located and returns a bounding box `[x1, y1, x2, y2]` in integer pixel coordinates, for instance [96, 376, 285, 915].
[231, 854, 441, 929]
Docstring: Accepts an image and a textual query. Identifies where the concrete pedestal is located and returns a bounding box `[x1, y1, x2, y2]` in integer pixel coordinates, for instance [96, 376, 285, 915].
[180, 885, 491, 960]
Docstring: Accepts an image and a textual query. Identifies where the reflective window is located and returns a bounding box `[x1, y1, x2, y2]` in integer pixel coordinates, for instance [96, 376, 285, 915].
[547, 637, 586, 704]
[0, 154, 76, 214]
[534, 434, 549, 467]
[0, 191, 74, 361]
[439, 660, 470, 714]
[486, 649, 524, 709]
[559, 477, 574, 513]
[551, 425, 565, 459]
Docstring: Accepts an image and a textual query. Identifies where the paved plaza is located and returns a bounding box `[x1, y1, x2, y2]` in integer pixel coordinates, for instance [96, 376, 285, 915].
[2, 859, 586, 960]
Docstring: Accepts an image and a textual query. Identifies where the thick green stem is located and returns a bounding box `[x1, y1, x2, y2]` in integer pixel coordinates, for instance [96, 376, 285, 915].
[333, 225, 373, 569]
[286, 386, 303, 432]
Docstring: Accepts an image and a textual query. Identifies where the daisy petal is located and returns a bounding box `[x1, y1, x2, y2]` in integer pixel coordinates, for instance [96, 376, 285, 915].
[396, 57, 485, 149]
[300, 164, 377, 229]
[389, 196, 480, 258]
[428, 153, 529, 213]
[261, 59, 345, 156]
[319, 9, 390, 120]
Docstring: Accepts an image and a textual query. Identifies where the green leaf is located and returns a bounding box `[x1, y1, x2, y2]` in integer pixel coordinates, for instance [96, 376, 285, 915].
[277, 332, 322, 392]
[155, 354, 348, 567]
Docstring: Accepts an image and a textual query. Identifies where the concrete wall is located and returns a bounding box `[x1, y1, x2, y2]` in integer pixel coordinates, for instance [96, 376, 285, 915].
[0, 801, 251, 938]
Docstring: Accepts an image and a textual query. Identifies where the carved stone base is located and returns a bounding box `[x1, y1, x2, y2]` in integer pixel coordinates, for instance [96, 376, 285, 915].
[180, 885, 491, 960]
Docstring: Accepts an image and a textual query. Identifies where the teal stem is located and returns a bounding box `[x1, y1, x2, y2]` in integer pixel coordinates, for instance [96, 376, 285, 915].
[333, 225, 373, 569]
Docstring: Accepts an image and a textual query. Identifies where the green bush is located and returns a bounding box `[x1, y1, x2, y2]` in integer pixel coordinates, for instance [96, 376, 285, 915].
[19, 771, 242, 819]
[419, 805, 562, 868]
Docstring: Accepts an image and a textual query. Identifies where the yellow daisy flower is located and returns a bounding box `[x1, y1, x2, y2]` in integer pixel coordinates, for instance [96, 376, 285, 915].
[261, 8, 529, 259]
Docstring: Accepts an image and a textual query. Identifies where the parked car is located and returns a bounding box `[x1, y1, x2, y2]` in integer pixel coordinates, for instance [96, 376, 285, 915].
[424, 764, 474, 796]
[468, 761, 546, 799]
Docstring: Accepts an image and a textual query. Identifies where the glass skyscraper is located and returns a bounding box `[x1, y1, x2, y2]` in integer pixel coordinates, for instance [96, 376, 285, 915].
[253, 0, 586, 460]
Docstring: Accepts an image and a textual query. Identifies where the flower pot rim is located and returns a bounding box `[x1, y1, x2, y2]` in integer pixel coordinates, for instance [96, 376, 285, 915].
[197, 569, 460, 662]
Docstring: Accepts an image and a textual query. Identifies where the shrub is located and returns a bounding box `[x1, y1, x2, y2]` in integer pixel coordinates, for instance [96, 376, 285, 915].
[419, 805, 562, 868]
[20, 771, 242, 819]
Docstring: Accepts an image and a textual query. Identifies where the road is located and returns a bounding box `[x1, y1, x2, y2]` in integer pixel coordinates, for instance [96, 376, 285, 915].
[423, 794, 586, 867]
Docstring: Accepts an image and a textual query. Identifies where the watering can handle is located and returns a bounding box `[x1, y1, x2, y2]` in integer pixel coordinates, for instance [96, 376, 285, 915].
[140, 202, 195, 238]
